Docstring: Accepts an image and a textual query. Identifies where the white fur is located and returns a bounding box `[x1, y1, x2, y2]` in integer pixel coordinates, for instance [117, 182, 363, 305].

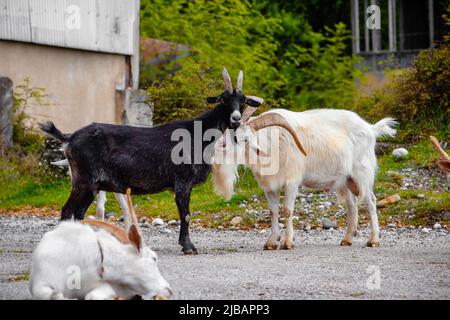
[212, 108, 397, 248]
[29, 222, 171, 300]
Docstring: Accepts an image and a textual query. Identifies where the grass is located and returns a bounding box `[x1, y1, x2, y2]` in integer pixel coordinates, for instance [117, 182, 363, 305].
[0, 140, 448, 228]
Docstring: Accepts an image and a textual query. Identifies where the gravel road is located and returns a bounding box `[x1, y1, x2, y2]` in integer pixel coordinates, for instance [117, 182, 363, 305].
[1, 216, 449, 300]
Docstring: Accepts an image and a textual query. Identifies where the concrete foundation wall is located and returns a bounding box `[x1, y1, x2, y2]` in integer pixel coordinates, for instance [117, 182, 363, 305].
[0, 40, 127, 132]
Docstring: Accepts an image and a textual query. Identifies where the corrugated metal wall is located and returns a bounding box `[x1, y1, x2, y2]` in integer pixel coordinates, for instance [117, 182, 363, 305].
[0, 0, 138, 55]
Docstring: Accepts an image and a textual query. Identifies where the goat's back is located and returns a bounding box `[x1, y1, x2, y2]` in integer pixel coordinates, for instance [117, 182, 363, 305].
[29, 222, 102, 299]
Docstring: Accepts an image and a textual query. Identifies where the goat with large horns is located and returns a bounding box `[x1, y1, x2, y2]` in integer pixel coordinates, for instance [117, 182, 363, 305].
[39, 68, 263, 254]
[212, 108, 397, 249]
[30, 189, 172, 300]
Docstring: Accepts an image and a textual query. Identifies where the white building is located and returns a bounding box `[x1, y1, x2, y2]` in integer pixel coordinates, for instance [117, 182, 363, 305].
[0, 0, 140, 131]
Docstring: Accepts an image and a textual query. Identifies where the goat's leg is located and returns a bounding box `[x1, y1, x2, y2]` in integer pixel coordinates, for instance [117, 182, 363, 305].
[62, 185, 95, 220]
[31, 283, 64, 300]
[175, 186, 197, 255]
[85, 283, 116, 300]
[96, 191, 107, 220]
[280, 185, 297, 250]
[339, 188, 359, 246]
[264, 190, 280, 250]
[114, 193, 131, 229]
[365, 191, 380, 247]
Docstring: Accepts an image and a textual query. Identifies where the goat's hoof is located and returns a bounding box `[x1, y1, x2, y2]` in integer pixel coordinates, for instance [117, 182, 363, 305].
[340, 239, 353, 246]
[366, 240, 380, 248]
[182, 248, 198, 255]
[280, 239, 294, 250]
[180, 241, 198, 255]
[263, 242, 278, 250]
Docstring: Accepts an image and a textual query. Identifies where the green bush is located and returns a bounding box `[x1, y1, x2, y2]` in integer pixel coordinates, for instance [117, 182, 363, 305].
[140, 0, 360, 123]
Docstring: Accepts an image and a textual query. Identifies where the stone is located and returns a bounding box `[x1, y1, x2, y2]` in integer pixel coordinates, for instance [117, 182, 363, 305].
[433, 223, 442, 230]
[441, 212, 450, 221]
[322, 218, 337, 230]
[392, 148, 409, 159]
[139, 216, 151, 224]
[104, 212, 116, 219]
[0, 77, 13, 150]
[377, 194, 401, 208]
[168, 220, 180, 226]
[230, 216, 243, 226]
[421, 227, 431, 234]
[152, 218, 164, 227]
[123, 89, 153, 127]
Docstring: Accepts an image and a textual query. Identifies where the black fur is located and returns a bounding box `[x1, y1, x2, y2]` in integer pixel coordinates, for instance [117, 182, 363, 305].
[40, 90, 260, 254]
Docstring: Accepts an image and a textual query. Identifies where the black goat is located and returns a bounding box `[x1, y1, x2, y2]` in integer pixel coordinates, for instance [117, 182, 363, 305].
[40, 68, 263, 254]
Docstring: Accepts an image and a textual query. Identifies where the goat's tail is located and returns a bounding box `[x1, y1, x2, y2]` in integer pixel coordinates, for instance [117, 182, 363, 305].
[372, 117, 397, 139]
[39, 121, 70, 142]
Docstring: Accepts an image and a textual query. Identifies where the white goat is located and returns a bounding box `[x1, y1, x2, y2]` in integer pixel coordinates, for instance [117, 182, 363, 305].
[51, 159, 130, 225]
[212, 108, 397, 249]
[29, 189, 172, 300]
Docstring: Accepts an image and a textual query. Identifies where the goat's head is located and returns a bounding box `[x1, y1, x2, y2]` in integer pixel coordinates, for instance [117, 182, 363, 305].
[212, 111, 307, 200]
[83, 189, 172, 300]
[207, 68, 264, 130]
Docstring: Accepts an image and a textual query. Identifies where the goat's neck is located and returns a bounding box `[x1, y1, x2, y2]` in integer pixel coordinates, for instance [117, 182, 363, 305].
[195, 106, 228, 133]
[97, 233, 139, 286]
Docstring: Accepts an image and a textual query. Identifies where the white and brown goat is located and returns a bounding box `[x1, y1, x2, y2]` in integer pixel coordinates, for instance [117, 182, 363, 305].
[29, 189, 172, 300]
[212, 108, 397, 249]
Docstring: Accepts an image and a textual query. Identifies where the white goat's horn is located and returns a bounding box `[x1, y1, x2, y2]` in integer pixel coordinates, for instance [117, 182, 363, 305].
[82, 220, 131, 245]
[126, 188, 139, 226]
[247, 113, 307, 156]
[222, 67, 233, 92]
[242, 106, 257, 122]
[236, 70, 243, 91]
[430, 136, 450, 160]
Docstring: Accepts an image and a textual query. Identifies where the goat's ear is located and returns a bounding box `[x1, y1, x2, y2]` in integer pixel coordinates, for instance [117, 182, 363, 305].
[245, 96, 264, 107]
[128, 224, 143, 252]
[207, 96, 222, 104]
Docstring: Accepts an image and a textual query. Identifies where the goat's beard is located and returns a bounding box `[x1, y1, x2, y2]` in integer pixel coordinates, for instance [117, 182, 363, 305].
[212, 161, 238, 201]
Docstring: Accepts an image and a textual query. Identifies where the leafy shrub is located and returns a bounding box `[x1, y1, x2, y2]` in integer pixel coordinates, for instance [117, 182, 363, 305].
[140, 0, 360, 122]
[0, 79, 58, 185]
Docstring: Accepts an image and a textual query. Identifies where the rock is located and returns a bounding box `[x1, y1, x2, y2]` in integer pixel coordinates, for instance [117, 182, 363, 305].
[104, 212, 116, 219]
[433, 223, 442, 230]
[375, 142, 393, 156]
[152, 218, 164, 227]
[442, 212, 450, 221]
[238, 203, 246, 208]
[117, 215, 125, 222]
[139, 216, 151, 224]
[377, 194, 401, 208]
[230, 216, 243, 226]
[415, 194, 425, 199]
[304, 225, 312, 232]
[193, 219, 202, 223]
[322, 218, 337, 230]
[168, 220, 180, 226]
[392, 148, 408, 159]
[278, 223, 284, 229]
[421, 227, 431, 234]
[387, 223, 397, 228]
[0, 77, 14, 150]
